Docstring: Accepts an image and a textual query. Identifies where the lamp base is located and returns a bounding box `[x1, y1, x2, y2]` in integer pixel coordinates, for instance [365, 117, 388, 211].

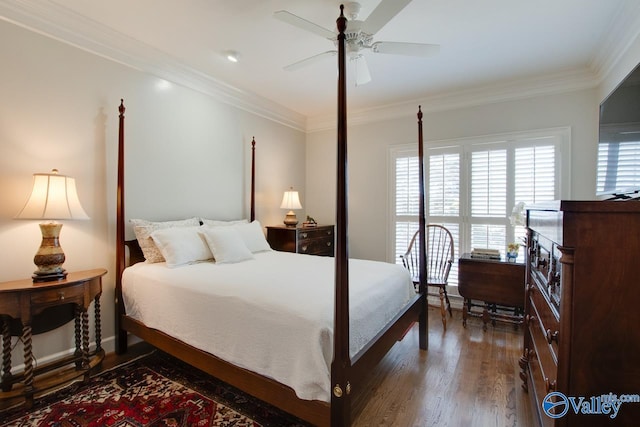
[32, 223, 67, 283]
[283, 211, 299, 227]
[33, 269, 67, 283]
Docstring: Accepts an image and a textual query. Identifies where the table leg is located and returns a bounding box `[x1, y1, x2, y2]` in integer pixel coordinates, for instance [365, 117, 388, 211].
[81, 309, 89, 371]
[74, 306, 82, 369]
[481, 303, 490, 331]
[462, 299, 468, 327]
[22, 324, 34, 408]
[94, 296, 102, 352]
[1, 318, 13, 392]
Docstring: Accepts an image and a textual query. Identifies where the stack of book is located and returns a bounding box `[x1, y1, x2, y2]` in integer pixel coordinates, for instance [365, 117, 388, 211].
[470, 248, 501, 259]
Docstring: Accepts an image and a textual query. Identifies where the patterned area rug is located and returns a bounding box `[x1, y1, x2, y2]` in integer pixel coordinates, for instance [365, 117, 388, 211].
[0, 351, 309, 427]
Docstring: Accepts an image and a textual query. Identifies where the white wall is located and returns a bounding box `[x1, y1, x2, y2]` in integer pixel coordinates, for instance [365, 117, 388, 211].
[306, 89, 598, 262]
[0, 20, 305, 367]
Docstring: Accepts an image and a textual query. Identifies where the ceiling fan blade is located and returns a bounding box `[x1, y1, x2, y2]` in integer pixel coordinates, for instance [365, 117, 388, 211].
[372, 41, 440, 57]
[284, 50, 337, 71]
[352, 55, 372, 86]
[273, 10, 336, 40]
[362, 0, 412, 35]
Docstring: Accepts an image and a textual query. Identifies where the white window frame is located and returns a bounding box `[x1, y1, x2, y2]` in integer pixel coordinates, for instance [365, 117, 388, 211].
[388, 127, 571, 273]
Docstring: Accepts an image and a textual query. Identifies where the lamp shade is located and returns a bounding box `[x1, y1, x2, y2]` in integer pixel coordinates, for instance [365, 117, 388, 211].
[280, 189, 302, 210]
[15, 169, 89, 220]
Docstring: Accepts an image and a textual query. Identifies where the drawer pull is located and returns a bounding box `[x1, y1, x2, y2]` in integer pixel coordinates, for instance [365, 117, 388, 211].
[537, 258, 548, 268]
[327, 242, 332, 246]
[301, 245, 308, 252]
[546, 329, 559, 344]
[545, 378, 556, 393]
[525, 314, 536, 325]
[58, 291, 65, 301]
[526, 283, 535, 294]
[301, 233, 308, 239]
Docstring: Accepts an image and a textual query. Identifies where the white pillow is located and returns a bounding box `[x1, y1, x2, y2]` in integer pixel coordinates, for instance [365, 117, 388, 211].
[234, 221, 272, 253]
[151, 226, 213, 268]
[131, 217, 200, 263]
[200, 218, 249, 227]
[200, 226, 254, 264]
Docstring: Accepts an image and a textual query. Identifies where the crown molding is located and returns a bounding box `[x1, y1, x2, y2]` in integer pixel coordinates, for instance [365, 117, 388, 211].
[306, 68, 599, 133]
[0, 0, 307, 131]
[3, 0, 638, 135]
[589, 0, 640, 82]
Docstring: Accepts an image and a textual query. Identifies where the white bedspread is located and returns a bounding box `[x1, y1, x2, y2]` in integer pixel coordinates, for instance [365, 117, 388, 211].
[122, 250, 414, 402]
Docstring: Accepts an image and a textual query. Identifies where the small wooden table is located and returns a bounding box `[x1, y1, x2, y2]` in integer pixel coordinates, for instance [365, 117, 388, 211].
[458, 254, 525, 329]
[0, 269, 106, 407]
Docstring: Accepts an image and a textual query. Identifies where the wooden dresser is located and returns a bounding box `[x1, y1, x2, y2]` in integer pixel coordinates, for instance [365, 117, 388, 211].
[266, 225, 334, 256]
[520, 201, 640, 426]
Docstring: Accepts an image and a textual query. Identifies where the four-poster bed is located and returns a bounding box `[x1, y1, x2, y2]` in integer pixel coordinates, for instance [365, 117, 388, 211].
[114, 5, 428, 426]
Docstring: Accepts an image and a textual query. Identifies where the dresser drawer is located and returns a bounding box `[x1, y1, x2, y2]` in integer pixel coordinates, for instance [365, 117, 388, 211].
[529, 293, 559, 366]
[298, 239, 333, 255]
[30, 283, 85, 307]
[529, 233, 562, 316]
[297, 227, 334, 256]
[527, 306, 558, 395]
[525, 333, 555, 427]
[297, 227, 334, 242]
[528, 284, 560, 360]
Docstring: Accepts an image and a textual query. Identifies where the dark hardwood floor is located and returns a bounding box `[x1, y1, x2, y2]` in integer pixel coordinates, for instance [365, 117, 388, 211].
[352, 306, 534, 426]
[2, 307, 533, 426]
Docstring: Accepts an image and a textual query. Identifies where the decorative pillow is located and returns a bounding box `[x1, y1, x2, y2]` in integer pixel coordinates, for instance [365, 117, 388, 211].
[234, 220, 272, 253]
[130, 217, 200, 263]
[151, 226, 213, 268]
[200, 218, 249, 227]
[200, 226, 254, 264]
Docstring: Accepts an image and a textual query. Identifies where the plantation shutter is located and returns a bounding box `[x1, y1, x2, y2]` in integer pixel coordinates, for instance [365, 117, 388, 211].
[597, 141, 640, 193]
[515, 143, 556, 204]
[394, 153, 420, 264]
[470, 148, 507, 250]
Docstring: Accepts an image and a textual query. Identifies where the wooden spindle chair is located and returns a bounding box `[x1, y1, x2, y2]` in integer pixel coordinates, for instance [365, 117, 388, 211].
[401, 224, 455, 329]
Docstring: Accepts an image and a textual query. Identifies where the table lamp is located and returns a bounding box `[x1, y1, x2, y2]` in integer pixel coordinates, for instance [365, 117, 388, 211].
[15, 169, 89, 282]
[280, 187, 302, 227]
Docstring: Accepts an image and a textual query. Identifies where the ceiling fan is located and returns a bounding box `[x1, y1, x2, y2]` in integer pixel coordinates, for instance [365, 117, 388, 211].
[274, 0, 440, 85]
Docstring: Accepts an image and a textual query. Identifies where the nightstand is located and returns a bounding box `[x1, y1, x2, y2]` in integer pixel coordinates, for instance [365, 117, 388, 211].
[266, 225, 334, 256]
[0, 269, 106, 407]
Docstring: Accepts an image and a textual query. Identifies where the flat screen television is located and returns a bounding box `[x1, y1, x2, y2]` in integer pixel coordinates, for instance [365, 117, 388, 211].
[596, 62, 640, 199]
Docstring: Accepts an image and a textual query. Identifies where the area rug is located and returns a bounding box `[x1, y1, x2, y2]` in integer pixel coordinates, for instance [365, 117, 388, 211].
[0, 351, 309, 427]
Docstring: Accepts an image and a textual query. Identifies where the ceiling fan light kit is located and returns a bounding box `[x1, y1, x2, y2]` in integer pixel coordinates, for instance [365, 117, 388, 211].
[274, 0, 439, 86]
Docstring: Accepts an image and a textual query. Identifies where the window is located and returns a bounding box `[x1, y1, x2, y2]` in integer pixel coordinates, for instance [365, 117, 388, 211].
[597, 141, 640, 194]
[390, 128, 570, 287]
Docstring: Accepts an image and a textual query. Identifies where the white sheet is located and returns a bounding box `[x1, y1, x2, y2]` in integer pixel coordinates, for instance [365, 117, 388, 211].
[122, 250, 415, 402]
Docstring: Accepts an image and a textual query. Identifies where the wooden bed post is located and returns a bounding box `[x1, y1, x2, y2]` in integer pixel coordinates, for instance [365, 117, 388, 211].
[331, 4, 351, 426]
[115, 99, 127, 354]
[417, 106, 428, 350]
[250, 137, 256, 222]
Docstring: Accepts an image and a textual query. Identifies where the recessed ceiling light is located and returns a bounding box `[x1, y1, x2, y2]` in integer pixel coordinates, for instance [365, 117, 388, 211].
[225, 50, 240, 63]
